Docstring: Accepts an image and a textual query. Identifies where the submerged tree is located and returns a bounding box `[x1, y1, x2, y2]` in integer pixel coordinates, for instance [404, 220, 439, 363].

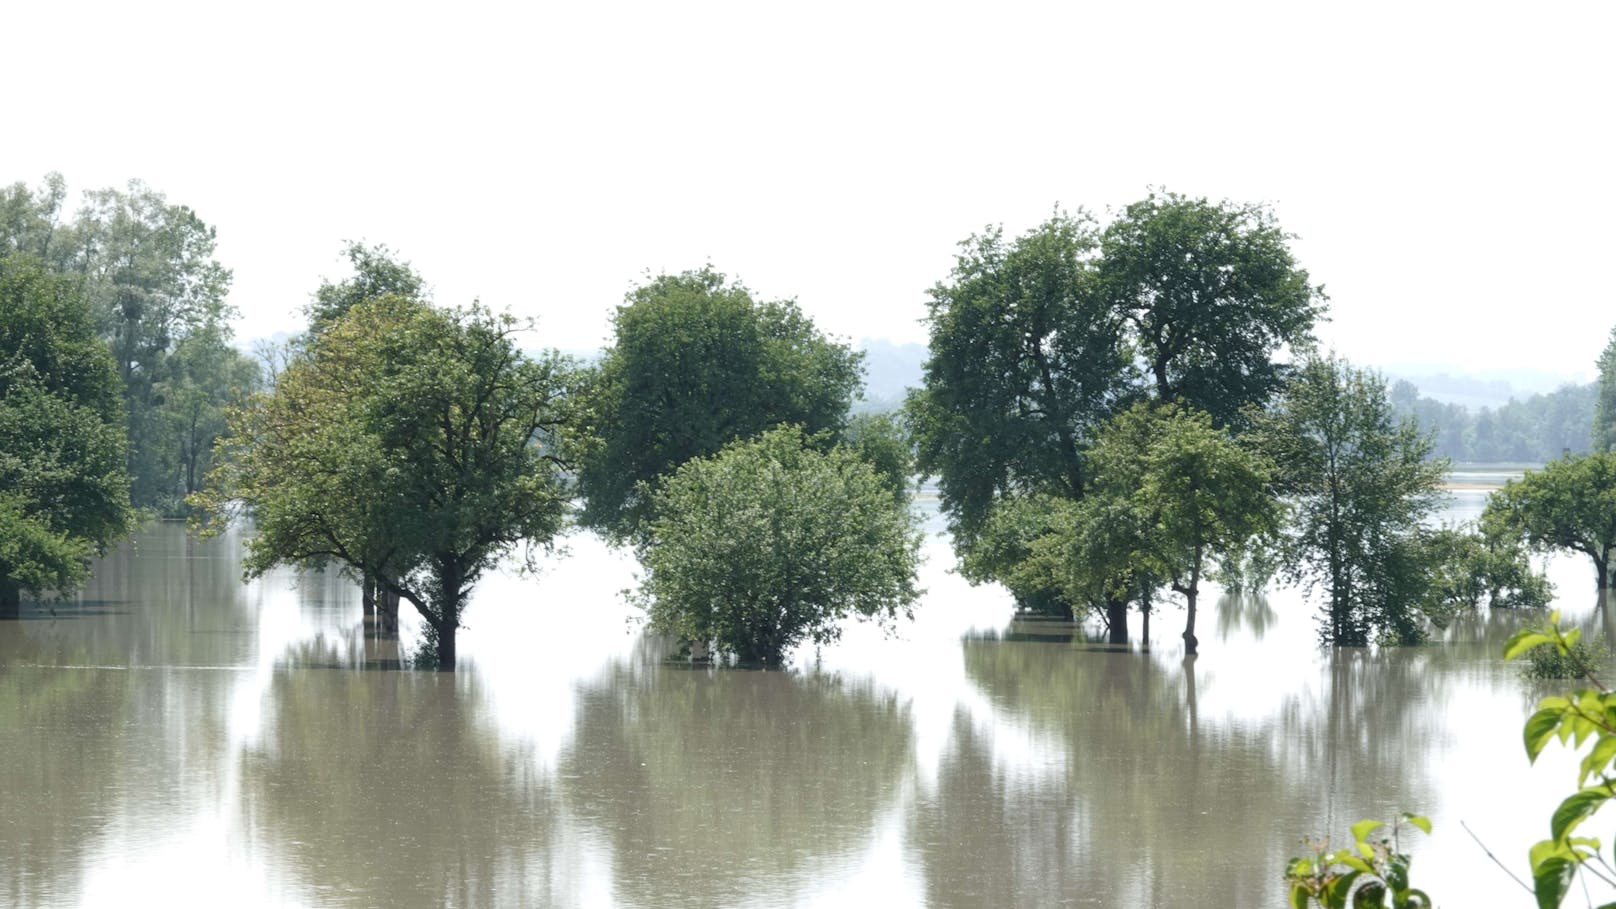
[198, 297, 574, 668]
[1483, 452, 1616, 591]
[1259, 355, 1446, 645]
[0, 174, 242, 514]
[636, 426, 921, 667]
[0, 254, 135, 616]
[1021, 404, 1276, 653]
[908, 195, 1321, 635]
[575, 266, 863, 541]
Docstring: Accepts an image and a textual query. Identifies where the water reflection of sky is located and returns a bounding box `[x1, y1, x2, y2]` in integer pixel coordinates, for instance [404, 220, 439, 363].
[2, 490, 1610, 907]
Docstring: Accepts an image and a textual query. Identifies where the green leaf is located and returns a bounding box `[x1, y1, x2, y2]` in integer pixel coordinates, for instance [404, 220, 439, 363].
[1400, 813, 1432, 835]
[1338, 854, 1374, 874]
[1552, 788, 1610, 843]
[1533, 854, 1576, 909]
[1326, 870, 1363, 907]
[1353, 881, 1386, 908]
[1289, 885, 1309, 909]
[1506, 630, 1554, 661]
[1527, 708, 1566, 762]
[1350, 818, 1383, 844]
[1581, 737, 1616, 787]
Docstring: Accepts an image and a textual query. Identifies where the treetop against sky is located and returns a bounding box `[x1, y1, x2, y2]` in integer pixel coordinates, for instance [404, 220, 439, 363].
[7, 1, 1611, 375]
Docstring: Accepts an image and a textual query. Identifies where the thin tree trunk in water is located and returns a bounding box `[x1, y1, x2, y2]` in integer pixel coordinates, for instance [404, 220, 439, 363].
[0, 578, 18, 619]
[1106, 597, 1128, 645]
[361, 573, 376, 620]
[1181, 552, 1202, 656]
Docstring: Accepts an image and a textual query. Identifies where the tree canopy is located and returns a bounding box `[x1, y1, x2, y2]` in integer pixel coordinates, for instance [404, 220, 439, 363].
[576, 266, 863, 540]
[0, 174, 253, 515]
[1482, 452, 1616, 591]
[0, 253, 135, 615]
[907, 194, 1321, 633]
[1099, 191, 1325, 428]
[1258, 355, 1446, 645]
[636, 426, 921, 667]
[198, 297, 575, 668]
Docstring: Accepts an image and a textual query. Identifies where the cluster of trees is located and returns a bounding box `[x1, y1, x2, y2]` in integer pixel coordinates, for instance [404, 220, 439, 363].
[0, 174, 258, 516]
[1388, 379, 1594, 463]
[905, 193, 1550, 651]
[196, 257, 919, 668]
[8, 174, 1592, 667]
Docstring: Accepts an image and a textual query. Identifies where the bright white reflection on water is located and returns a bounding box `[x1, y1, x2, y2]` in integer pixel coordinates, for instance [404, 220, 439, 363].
[0, 489, 1611, 907]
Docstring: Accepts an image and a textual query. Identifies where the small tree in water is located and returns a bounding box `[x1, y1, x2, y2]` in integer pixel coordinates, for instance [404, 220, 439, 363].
[196, 297, 574, 669]
[636, 426, 922, 667]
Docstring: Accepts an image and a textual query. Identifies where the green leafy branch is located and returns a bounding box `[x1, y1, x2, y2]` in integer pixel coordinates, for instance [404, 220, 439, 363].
[1284, 814, 1434, 908]
[1506, 611, 1616, 908]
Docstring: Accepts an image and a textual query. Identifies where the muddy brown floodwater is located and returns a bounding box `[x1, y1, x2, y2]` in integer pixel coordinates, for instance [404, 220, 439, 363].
[0, 485, 1606, 907]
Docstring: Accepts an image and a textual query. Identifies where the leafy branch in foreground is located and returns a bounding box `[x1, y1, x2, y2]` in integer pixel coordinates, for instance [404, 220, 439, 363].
[1506, 612, 1616, 908]
[1284, 814, 1433, 908]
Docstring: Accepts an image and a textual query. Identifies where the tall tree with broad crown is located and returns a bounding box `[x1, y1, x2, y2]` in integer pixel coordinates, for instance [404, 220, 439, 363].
[1098, 190, 1326, 429]
[908, 195, 1321, 637]
[197, 297, 575, 668]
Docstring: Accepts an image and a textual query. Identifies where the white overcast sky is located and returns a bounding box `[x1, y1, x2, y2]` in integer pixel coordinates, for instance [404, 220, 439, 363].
[6, 1, 1612, 379]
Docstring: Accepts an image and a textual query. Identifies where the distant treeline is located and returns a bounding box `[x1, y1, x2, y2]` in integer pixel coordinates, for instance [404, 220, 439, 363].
[1388, 380, 1594, 464]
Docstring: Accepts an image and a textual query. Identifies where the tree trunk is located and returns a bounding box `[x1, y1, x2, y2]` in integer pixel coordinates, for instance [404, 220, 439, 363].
[0, 578, 19, 619]
[378, 590, 399, 635]
[1598, 552, 1610, 591]
[434, 559, 463, 670]
[361, 573, 376, 620]
[1105, 597, 1129, 644]
[1181, 585, 1199, 655]
[1181, 554, 1202, 656]
[435, 619, 457, 670]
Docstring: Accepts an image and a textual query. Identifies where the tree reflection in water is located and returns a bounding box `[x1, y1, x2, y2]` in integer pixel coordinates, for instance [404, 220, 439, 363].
[907, 635, 1451, 906]
[239, 668, 565, 907]
[561, 642, 913, 908]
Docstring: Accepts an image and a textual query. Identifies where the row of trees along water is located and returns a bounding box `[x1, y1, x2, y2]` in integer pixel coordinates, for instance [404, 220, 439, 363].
[10, 174, 1616, 678]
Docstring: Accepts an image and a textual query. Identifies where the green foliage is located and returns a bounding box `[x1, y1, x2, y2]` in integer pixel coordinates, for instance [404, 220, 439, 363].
[906, 213, 1127, 553]
[576, 266, 863, 541]
[0, 174, 237, 512]
[1259, 355, 1447, 646]
[1418, 525, 1552, 629]
[197, 297, 574, 668]
[907, 195, 1320, 629]
[1284, 815, 1433, 908]
[636, 426, 921, 667]
[1523, 638, 1614, 682]
[1595, 326, 1616, 453]
[1098, 190, 1326, 430]
[1029, 403, 1278, 651]
[1485, 453, 1616, 590]
[1505, 614, 1616, 908]
[842, 411, 914, 505]
[305, 241, 427, 338]
[0, 253, 135, 612]
[154, 327, 261, 513]
[1389, 379, 1595, 463]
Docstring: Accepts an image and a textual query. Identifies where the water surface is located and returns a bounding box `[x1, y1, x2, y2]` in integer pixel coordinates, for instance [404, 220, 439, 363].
[0, 499, 1603, 907]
